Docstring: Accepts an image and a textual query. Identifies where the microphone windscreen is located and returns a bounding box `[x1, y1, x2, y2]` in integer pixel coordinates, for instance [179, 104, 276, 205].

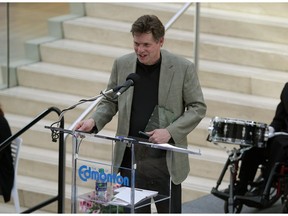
[126, 73, 140, 85]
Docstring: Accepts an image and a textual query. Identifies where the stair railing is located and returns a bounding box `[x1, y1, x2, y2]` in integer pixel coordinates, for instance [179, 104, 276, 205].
[0, 106, 65, 213]
[165, 2, 200, 73]
[164, 2, 192, 30]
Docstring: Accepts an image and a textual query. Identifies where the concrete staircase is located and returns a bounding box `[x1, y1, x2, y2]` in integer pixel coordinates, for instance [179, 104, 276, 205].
[1, 2, 288, 213]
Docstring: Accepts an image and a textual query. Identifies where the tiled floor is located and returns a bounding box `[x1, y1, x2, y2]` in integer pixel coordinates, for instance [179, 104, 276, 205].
[183, 193, 284, 213]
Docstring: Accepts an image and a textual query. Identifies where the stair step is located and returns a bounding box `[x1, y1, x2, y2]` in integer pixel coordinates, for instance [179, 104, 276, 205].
[0, 86, 91, 123]
[182, 175, 228, 202]
[189, 145, 230, 181]
[17, 56, 288, 100]
[202, 2, 288, 18]
[199, 59, 288, 98]
[196, 33, 288, 71]
[0, 202, 50, 214]
[40, 39, 132, 71]
[15, 175, 77, 213]
[63, 17, 131, 47]
[83, 3, 288, 44]
[60, 17, 288, 71]
[84, 3, 183, 25]
[17, 62, 110, 96]
[200, 5, 288, 45]
[203, 87, 279, 123]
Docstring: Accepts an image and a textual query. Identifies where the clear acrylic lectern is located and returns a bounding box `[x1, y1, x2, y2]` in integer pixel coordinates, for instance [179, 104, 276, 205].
[46, 126, 200, 213]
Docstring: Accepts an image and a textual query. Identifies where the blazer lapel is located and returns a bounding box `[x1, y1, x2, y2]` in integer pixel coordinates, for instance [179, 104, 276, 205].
[122, 56, 137, 122]
[159, 52, 175, 106]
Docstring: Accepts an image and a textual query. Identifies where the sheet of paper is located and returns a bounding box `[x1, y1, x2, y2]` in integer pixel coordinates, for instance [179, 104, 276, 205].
[112, 187, 158, 205]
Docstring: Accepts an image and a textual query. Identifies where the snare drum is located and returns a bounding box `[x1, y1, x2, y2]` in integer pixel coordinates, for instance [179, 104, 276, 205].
[207, 117, 269, 148]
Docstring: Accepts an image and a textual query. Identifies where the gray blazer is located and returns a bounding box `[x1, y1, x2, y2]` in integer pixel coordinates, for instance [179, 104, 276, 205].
[91, 49, 206, 184]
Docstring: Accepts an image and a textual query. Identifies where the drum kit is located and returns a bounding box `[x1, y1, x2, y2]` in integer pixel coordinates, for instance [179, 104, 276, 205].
[207, 116, 288, 213]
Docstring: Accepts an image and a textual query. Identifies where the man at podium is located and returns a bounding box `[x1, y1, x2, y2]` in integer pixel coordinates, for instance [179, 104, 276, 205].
[75, 14, 206, 213]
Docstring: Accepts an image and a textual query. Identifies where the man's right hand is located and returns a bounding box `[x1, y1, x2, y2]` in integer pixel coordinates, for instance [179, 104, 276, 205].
[74, 118, 95, 132]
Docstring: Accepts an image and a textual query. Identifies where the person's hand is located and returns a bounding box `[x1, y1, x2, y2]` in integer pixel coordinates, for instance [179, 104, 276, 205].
[74, 118, 95, 132]
[268, 126, 275, 138]
[146, 129, 171, 144]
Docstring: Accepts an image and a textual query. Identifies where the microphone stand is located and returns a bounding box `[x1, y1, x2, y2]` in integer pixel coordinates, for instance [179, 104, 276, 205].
[49, 72, 138, 141]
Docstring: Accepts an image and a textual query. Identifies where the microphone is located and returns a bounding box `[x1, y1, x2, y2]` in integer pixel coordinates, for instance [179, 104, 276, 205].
[115, 73, 140, 96]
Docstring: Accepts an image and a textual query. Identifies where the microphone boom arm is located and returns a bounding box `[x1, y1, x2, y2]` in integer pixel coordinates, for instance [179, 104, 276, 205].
[50, 88, 115, 131]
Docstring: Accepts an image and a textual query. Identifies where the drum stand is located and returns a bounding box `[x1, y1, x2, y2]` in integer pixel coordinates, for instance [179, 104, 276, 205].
[211, 145, 251, 213]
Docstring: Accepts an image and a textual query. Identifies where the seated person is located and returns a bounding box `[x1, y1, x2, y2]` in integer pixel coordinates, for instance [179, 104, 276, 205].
[235, 82, 288, 196]
[0, 105, 14, 203]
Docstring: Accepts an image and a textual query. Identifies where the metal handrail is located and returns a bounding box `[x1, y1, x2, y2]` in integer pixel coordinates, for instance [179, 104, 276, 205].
[165, 2, 200, 73]
[193, 3, 200, 73]
[0, 107, 65, 213]
[164, 2, 192, 31]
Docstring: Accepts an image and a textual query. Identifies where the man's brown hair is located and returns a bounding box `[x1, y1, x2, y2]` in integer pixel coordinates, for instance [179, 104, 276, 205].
[130, 15, 165, 42]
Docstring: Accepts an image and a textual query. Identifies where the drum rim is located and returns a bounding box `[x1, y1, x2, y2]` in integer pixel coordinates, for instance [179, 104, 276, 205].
[209, 137, 267, 148]
[212, 116, 268, 127]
